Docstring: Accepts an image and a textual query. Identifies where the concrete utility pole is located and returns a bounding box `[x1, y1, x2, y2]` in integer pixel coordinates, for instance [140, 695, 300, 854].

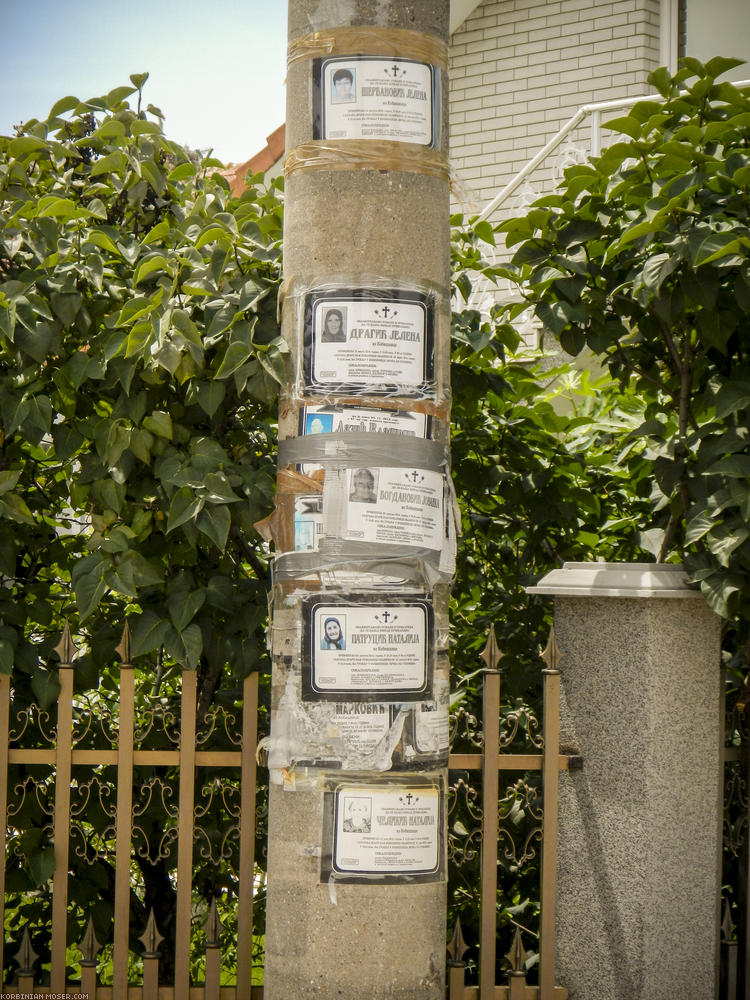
[261, 2, 453, 996]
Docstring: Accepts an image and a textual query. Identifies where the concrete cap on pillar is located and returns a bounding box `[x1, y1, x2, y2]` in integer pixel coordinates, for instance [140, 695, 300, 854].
[527, 561, 702, 598]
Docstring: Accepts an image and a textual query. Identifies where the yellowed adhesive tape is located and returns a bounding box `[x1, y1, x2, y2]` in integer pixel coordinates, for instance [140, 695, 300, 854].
[288, 27, 448, 70]
[284, 141, 450, 181]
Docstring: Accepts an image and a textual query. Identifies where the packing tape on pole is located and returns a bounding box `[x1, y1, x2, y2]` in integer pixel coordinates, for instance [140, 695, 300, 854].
[278, 432, 448, 470]
[287, 27, 449, 71]
[284, 140, 450, 181]
[271, 550, 449, 588]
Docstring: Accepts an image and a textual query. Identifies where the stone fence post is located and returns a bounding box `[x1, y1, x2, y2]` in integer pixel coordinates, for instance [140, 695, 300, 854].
[529, 562, 723, 1000]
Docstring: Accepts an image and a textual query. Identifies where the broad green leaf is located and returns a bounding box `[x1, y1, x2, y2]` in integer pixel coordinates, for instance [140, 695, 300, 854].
[141, 219, 170, 246]
[0, 493, 35, 525]
[204, 472, 241, 503]
[47, 95, 80, 120]
[197, 504, 231, 550]
[131, 120, 161, 136]
[706, 455, 750, 478]
[71, 554, 108, 621]
[172, 309, 203, 348]
[257, 345, 287, 384]
[639, 253, 678, 292]
[95, 119, 127, 139]
[9, 136, 48, 157]
[90, 151, 127, 177]
[179, 624, 204, 669]
[168, 162, 197, 182]
[195, 381, 225, 417]
[706, 525, 750, 565]
[116, 296, 155, 327]
[0, 471, 21, 497]
[167, 588, 207, 632]
[603, 115, 642, 139]
[0, 638, 14, 674]
[699, 572, 742, 617]
[134, 254, 171, 285]
[106, 85, 137, 107]
[141, 160, 165, 194]
[85, 230, 121, 256]
[216, 341, 252, 379]
[685, 512, 715, 545]
[129, 611, 172, 659]
[27, 845, 56, 886]
[167, 486, 205, 533]
[36, 195, 89, 220]
[143, 410, 173, 440]
[473, 220, 495, 245]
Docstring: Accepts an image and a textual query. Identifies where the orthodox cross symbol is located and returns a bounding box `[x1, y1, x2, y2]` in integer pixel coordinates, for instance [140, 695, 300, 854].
[399, 792, 418, 805]
[404, 793, 414, 804]
[386, 64, 403, 77]
[376, 610, 398, 624]
[375, 305, 398, 319]
[407, 470, 423, 483]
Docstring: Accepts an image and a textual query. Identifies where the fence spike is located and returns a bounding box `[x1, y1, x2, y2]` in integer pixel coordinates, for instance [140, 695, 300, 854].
[204, 897, 222, 948]
[115, 620, 133, 666]
[447, 916, 469, 966]
[480, 624, 503, 672]
[504, 926, 528, 975]
[139, 908, 165, 957]
[14, 927, 38, 976]
[80, 915, 102, 966]
[54, 621, 79, 668]
[541, 626, 562, 673]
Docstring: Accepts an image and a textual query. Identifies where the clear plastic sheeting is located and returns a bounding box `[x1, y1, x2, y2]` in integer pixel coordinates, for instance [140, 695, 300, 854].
[281, 279, 449, 404]
[266, 589, 450, 776]
[320, 772, 447, 885]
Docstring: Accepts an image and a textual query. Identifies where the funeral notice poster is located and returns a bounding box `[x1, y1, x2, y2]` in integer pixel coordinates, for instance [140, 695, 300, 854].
[313, 56, 439, 146]
[299, 404, 429, 439]
[302, 288, 434, 395]
[345, 467, 446, 551]
[302, 595, 433, 702]
[293, 495, 324, 552]
[412, 674, 450, 757]
[298, 405, 430, 476]
[322, 779, 443, 883]
[327, 703, 394, 759]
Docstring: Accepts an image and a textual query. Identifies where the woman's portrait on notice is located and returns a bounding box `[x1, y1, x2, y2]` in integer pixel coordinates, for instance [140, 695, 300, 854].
[320, 307, 347, 343]
[342, 797, 372, 833]
[320, 616, 346, 650]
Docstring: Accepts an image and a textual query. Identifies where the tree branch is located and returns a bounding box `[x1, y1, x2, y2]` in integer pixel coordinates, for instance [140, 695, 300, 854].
[230, 524, 269, 582]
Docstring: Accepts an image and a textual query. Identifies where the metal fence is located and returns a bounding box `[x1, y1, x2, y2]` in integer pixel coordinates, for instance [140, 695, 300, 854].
[722, 699, 750, 1000]
[0, 622, 572, 998]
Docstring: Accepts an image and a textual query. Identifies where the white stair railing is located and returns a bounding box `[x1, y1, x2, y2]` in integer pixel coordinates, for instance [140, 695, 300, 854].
[477, 79, 750, 223]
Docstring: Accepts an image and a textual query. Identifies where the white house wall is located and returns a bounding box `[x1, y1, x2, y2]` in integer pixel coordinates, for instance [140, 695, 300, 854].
[449, 0, 661, 212]
[686, 0, 750, 81]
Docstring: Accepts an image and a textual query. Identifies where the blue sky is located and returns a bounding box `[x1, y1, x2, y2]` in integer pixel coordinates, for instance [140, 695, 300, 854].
[0, 0, 287, 164]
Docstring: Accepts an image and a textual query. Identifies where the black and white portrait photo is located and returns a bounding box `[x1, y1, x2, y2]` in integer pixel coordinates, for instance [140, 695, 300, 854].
[320, 306, 347, 342]
[342, 796, 372, 833]
[349, 467, 378, 504]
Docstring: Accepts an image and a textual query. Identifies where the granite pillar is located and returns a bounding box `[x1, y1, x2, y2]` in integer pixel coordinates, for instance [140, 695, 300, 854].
[530, 562, 723, 1000]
